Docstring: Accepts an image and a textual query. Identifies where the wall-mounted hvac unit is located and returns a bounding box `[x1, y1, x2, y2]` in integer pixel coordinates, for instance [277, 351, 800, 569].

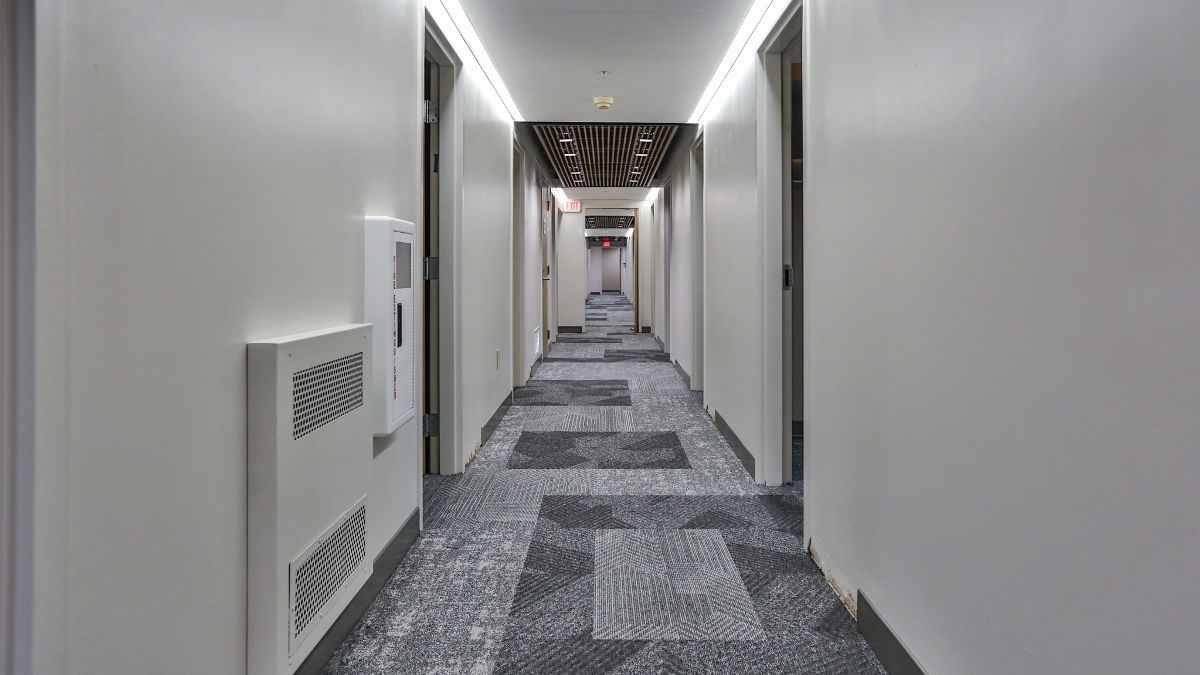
[364, 216, 418, 437]
[248, 324, 373, 675]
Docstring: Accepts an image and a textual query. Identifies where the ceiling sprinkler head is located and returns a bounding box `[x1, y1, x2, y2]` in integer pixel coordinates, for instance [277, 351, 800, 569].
[594, 96, 614, 110]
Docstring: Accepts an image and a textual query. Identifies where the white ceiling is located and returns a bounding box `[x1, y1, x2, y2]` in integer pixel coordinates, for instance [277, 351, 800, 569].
[456, 0, 757, 122]
[563, 187, 656, 202]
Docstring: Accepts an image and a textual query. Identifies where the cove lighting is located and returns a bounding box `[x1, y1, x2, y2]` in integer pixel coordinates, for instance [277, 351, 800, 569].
[688, 0, 792, 124]
[428, 0, 523, 121]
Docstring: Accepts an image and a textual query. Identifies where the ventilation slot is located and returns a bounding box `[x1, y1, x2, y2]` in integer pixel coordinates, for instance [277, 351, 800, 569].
[290, 502, 367, 644]
[292, 353, 364, 439]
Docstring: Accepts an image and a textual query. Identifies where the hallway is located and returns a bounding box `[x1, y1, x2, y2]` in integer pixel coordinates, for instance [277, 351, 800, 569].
[322, 295, 885, 673]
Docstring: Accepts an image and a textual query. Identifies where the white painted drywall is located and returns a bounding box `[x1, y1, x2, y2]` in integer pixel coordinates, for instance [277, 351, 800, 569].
[620, 246, 633, 299]
[638, 203, 655, 332]
[806, 1, 1200, 673]
[587, 246, 604, 294]
[557, 212, 586, 327]
[30, 1, 426, 671]
[657, 150, 706, 391]
[701, 49, 765, 472]
[450, 49, 515, 462]
[512, 149, 540, 386]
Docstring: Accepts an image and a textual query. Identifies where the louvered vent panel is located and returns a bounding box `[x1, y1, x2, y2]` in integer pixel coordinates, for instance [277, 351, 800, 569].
[534, 123, 678, 188]
[290, 501, 367, 643]
[292, 353, 364, 439]
[585, 215, 635, 229]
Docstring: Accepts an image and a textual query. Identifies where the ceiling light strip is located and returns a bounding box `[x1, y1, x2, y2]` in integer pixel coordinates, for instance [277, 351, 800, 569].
[428, 0, 524, 121]
[688, 0, 793, 124]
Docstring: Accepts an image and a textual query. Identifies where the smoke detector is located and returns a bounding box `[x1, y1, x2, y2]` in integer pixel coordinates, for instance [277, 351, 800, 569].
[593, 96, 614, 110]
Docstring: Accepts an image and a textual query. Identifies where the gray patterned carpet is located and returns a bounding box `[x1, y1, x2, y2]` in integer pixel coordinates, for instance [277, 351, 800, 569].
[585, 292, 636, 328]
[322, 294, 885, 674]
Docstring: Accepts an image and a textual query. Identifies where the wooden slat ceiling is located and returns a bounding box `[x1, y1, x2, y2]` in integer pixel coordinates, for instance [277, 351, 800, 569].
[534, 123, 678, 188]
[585, 215, 634, 229]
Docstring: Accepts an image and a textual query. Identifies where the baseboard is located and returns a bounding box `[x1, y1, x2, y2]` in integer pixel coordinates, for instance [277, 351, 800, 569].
[653, 335, 665, 350]
[672, 359, 692, 389]
[857, 592, 927, 675]
[480, 392, 513, 446]
[640, 326, 651, 333]
[558, 325, 583, 333]
[713, 410, 755, 478]
[297, 508, 421, 674]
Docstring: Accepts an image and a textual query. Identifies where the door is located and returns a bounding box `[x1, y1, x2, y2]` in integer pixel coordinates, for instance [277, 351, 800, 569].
[602, 248, 621, 291]
[781, 37, 804, 484]
[422, 55, 441, 474]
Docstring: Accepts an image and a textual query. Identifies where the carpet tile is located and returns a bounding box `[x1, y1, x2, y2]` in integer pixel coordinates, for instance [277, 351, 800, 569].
[322, 293, 885, 674]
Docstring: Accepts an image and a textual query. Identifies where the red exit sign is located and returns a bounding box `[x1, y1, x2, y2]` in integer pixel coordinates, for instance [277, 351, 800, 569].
[561, 200, 581, 213]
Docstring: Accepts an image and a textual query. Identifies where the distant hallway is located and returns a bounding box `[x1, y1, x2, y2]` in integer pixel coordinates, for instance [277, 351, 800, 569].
[585, 291, 635, 330]
[324, 319, 884, 673]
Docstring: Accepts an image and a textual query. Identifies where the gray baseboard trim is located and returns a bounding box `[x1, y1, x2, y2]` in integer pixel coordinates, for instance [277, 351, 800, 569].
[713, 410, 755, 478]
[857, 591, 926, 675]
[558, 325, 583, 333]
[299, 507, 421, 674]
[672, 359, 692, 389]
[481, 392, 513, 446]
[640, 326, 651, 333]
[654, 335, 665, 350]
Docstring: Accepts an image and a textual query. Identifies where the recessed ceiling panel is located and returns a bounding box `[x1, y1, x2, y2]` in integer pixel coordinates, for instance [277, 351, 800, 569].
[457, 0, 757, 121]
[585, 215, 635, 229]
[535, 123, 677, 188]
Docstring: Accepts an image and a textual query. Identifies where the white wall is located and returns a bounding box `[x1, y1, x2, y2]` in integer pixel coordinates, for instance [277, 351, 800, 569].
[446, 43, 515, 465]
[587, 246, 603, 294]
[656, 152, 705, 390]
[638, 203, 655, 332]
[620, 246, 632, 298]
[557, 212, 586, 327]
[806, 1, 1200, 673]
[29, 1, 424, 671]
[701, 50, 770, 473]
[512, 149, 540, 386]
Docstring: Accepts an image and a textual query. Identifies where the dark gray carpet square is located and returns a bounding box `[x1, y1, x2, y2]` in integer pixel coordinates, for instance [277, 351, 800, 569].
[508, 431, 690, 469]
[512, 379, 631, 406]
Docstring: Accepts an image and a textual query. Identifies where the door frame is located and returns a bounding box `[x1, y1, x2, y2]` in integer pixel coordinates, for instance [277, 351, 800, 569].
[1, 0, 17, 666]
[755, 1, 803, 486]
[423, 17, 465, 474]
[6, 0, 43, 670]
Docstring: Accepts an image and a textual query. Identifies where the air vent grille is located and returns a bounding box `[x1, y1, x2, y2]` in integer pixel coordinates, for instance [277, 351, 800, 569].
[292, 353, 364, 440]
[290, 502, 367, 642]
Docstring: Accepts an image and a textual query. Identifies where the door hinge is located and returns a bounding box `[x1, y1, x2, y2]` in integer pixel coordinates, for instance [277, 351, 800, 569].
[422, 413, 440, 438]
[783, 264, 795, 290]
[423, 99, 439, 124]
[423, 257, 440, 281]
